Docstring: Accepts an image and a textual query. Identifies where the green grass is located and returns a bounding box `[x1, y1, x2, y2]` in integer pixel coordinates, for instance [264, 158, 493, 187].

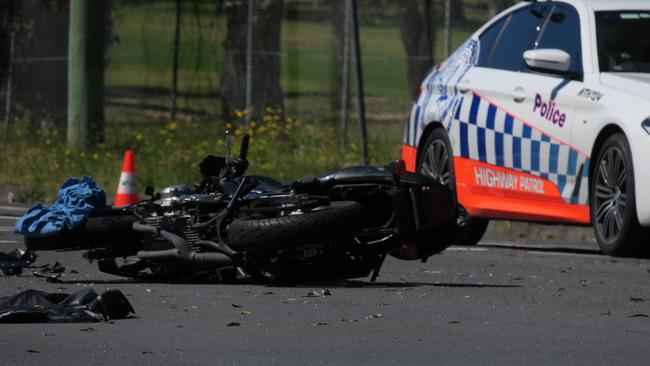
[106, 1, 488, 105]
[0, 113, 403, 203]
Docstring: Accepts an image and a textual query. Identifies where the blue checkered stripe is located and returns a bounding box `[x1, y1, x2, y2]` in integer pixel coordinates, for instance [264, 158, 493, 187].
[446, 93, 590, 205]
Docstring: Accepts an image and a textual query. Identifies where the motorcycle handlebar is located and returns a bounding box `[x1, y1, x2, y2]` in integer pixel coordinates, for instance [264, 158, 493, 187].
[239, 134, 250, 160]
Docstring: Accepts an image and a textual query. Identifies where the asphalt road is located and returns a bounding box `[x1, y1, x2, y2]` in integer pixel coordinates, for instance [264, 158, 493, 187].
[1, 206, 650, 365]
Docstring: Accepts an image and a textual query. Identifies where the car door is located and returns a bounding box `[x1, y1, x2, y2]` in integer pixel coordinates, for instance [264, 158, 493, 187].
[450, 3, 589, 222]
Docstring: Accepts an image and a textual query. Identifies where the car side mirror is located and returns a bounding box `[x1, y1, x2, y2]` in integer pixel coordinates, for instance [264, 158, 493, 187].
[523, 48, 571, 73]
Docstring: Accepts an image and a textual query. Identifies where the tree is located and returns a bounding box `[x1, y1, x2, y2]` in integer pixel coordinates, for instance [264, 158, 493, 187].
[220, 0, 284, 122]
[451, 0, 464, 22]
[487, 0, 513, 18]
[398, 0, 435, 100]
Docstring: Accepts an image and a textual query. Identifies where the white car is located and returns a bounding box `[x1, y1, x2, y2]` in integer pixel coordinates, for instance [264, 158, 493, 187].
[401, 0, 650, 255]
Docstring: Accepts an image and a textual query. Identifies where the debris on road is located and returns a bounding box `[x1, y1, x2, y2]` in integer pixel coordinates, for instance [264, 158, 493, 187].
[0, 289, 135, 323]
[303, 289, 332, 298]
[0, 249, 36, 276]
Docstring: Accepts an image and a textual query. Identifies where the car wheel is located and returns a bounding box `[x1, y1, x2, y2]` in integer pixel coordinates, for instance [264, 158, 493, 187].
[591, 133, 644, 256]
[417, 127, 489, 246]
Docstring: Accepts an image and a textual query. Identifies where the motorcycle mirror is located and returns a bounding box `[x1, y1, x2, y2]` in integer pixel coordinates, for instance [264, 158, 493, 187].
[144, 186, 154, 198]
[387, 159, 406, 186]
[388, 159, 407, 176]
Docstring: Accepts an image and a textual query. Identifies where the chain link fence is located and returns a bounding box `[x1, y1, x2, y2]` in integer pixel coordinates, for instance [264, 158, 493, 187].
[0, 0, 513, 133]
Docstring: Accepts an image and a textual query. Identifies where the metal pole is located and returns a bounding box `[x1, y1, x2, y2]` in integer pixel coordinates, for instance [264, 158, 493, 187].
[245, 0, 253, 127]
[339, 0, 351, 144]
[170, 0, 181, 121]
[350, 0, 368, 165]
[444, 0, 452, 58]
[3, 18, 14, 132]
[67, 0, 106, 150]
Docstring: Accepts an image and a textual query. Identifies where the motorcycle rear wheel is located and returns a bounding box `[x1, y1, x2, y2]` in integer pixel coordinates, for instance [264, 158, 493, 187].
[24, 215, 137, 251]
[227, 201, 367, 251]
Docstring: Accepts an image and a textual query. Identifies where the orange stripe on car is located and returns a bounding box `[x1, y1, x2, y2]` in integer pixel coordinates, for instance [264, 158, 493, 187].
[454, 157, 590, 224]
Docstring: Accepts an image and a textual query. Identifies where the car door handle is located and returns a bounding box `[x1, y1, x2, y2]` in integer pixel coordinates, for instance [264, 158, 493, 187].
[512, 87, 526, 103]
[458, 79, 471, 94]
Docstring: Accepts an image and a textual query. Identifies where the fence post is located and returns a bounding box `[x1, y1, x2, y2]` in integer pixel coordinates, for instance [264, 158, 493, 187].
[170, 0, 181, 121]
[67, 0, 106, 150]
[350, 0, 368, 165]
[444, 0, 452, 58]
[245, 0, 253, 128]
[2, 15, 14, 133]
[339, 0, 351, 144]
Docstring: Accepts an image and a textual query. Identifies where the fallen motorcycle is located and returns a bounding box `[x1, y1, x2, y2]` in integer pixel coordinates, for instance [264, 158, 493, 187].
[22, 135, 457, 281]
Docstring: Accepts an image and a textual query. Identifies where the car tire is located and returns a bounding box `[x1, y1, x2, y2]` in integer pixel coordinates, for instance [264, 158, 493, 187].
[590, 133, 644, 256]
[417, 127, 489, 246]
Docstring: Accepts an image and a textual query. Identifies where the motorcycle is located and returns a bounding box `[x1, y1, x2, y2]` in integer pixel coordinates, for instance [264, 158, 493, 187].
[24, 135, 457, 282]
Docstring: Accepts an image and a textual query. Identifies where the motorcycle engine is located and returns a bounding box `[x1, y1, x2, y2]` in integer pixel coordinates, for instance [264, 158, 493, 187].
[141, 185, 225, 250]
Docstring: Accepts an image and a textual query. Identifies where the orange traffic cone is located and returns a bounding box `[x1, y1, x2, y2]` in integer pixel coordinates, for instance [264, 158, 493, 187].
[114, 150, 139, 206]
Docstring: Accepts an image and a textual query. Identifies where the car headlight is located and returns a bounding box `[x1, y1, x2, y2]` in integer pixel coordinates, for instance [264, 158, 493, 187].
[643, 118, 650, 135]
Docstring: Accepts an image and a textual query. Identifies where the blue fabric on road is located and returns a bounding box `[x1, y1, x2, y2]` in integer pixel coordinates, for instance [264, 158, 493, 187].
[14, 176, 107, 237]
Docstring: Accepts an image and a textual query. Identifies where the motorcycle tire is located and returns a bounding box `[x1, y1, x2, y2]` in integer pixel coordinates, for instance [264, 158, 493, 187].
[227, 201, 367, 251]
[25, 214, 137, 251]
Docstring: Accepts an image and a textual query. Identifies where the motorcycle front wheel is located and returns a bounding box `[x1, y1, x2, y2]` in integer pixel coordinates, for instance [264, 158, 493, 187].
[226, 201, 367, 251]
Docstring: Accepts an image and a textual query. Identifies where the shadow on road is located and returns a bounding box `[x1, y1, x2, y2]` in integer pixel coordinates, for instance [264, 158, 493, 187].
[40, 277, 521, 289]
[477, 242, 602, 256]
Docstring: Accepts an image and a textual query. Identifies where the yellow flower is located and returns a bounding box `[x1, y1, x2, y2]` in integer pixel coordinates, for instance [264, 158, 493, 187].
[135, 132, 143, 141]
[167, 121, 177, 130]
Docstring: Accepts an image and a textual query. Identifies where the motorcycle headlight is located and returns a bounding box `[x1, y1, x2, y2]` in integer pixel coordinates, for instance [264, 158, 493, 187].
[643, 118, 650, 135]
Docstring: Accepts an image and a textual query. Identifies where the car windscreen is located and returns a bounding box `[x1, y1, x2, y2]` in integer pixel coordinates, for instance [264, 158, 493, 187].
[596, 11, 650, 73]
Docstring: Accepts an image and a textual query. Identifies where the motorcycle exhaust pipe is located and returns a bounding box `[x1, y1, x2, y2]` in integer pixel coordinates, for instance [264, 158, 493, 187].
[132, 223, 233, 266]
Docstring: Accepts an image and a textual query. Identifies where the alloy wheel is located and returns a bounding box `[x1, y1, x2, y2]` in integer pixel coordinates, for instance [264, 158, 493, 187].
[420, 139, 451, 186]
[594, 146, 627, 242]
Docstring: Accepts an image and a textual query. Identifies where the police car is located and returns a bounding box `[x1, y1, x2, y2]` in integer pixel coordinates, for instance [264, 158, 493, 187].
[402, 0, 650, 255]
